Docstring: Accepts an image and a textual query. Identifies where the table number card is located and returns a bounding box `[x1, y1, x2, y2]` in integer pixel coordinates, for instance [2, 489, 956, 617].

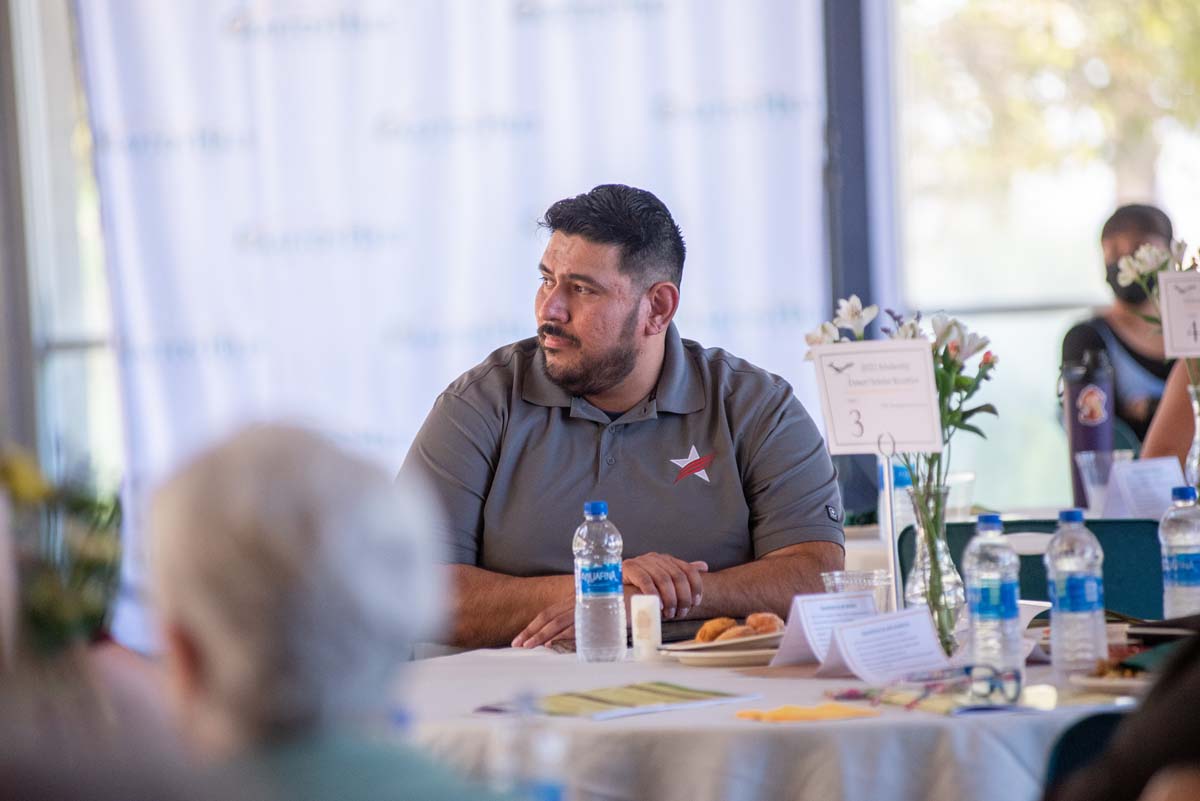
[1158, 271, 1200, 358]
[770, 592, 878, 667]
[808, 340, 942, 455]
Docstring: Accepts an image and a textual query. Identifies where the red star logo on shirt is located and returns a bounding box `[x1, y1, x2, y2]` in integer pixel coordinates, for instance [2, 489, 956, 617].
[670, 445, 714, 484]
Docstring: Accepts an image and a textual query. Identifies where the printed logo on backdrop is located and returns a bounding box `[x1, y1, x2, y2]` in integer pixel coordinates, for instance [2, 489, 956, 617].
[513, 0, 665, 22]
[374, 112, 539, 142]
[94, 128, 256, 157]
[233, 223, 405, 255]
[654, 93, 810, 123]
[223, 6, 398, 39]
[117, 336, 261, 365]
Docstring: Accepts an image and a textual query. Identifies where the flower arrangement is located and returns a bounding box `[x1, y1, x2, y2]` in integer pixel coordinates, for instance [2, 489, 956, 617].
[1, 447, 121, 658]
[1114, 240, 1200, 486]
[806, 296, 999, 654]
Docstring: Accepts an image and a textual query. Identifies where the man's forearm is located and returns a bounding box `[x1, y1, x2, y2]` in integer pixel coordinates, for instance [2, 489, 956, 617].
[686, 541, 845, 619]
[444, 564, 573, 648]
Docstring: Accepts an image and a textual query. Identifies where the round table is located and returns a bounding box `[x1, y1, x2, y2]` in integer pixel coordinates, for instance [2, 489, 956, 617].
[403, 648, 1121, 801]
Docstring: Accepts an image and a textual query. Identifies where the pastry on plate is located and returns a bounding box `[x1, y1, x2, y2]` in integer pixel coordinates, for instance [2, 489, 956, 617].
[714, 624, 757, 642]
[695, 617, 738, 643]
[746, 612, 786, 634]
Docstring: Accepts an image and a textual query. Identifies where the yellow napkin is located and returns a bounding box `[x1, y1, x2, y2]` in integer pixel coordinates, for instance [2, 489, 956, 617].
[736, 702, 880, 722]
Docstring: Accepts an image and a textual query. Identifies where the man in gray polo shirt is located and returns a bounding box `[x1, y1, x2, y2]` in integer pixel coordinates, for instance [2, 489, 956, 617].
[402, 184, 844, 649]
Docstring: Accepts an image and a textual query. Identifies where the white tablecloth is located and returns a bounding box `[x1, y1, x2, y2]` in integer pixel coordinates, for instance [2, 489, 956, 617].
[403, 648, 1116, 801]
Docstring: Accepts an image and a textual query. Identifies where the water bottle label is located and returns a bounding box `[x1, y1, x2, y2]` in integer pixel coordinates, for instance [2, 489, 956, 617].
[968, 580, 1019, 620]
[1164, 552, 1200, 587]
[578, 562, 622, 595]
[1049, 575, 1104, 613]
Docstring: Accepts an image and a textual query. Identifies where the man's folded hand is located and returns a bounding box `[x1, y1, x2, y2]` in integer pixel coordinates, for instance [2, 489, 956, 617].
[622, 552, 707, 619]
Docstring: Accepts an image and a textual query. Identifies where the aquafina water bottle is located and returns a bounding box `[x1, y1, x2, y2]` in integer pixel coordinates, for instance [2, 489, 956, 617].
[1045, 509, 1107, 680]
[963, 513, 1023, 676]
[1159, 486, 1200, 619]
[573, 500, 626, 662]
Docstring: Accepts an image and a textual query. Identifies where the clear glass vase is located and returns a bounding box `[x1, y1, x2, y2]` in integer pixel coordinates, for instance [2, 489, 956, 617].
[1187, 385, 1200, 489]
[903, 485, 964, 656]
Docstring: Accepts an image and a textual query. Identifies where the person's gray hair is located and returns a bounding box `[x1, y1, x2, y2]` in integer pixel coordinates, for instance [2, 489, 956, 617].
[149, 424, 443, 741]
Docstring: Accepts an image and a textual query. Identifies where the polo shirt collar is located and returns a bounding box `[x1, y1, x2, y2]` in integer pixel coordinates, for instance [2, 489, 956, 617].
[520, 322, 705, 416]
[653, 322, 705, 414]
[522, 346, 572, 408]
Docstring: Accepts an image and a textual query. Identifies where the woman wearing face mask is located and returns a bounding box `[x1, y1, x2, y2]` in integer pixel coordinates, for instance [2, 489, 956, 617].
[1061, 204, 1176, 444]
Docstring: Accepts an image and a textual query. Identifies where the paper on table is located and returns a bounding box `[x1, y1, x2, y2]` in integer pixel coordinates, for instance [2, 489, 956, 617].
[1104, 458, 1185, 519]
[816, 608, 952, 683]
[770, 591, 877, 667]
[478, 681, 759, 721]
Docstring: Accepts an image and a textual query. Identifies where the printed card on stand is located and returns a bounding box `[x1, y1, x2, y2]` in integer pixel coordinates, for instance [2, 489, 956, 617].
[1104, 457, 1186, 519]
[1158, 271, 1200, 358]
[770, 592, 877, 667]
[808, 340, 942, 456]
[815, 608, 952, 683]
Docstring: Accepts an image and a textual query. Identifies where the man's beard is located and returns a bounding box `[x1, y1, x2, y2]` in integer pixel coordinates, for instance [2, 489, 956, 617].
[539, 304, 640, 397]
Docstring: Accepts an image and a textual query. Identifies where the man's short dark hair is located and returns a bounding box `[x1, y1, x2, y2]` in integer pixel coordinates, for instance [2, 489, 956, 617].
[1101, 203, 1173, 243]
[539, 184, 686, 287]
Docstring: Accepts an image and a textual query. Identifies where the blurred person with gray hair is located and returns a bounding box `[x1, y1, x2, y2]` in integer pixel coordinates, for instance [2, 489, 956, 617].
[150, 424, 504, 801]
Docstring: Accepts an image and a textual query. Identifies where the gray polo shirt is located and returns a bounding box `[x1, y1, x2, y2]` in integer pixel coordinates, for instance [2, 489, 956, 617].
[401, 324, 844, 576]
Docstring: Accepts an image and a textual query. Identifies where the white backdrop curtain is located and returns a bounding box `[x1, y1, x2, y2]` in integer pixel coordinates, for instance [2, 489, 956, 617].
[73, 0, 829, 651]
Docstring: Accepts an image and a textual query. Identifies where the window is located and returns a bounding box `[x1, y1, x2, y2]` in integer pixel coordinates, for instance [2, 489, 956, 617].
[6, 0, 122, 491]
[895, 0, 1200, 510]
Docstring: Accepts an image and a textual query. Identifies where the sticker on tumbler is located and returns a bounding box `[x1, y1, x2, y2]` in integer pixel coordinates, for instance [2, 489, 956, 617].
[1076, 384, 1109, 427]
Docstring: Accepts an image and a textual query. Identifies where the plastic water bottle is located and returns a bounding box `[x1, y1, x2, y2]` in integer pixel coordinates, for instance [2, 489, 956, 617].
[573, 500, 626, 662]
[1159, 486, 1200, 618]
[488, 693, 568, 800]
[1045, 509, 1107, 679]
[963, 513, 1022, 675]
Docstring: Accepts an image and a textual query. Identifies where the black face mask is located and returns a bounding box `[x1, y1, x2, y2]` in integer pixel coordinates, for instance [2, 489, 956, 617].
[1106, 261, 1153, 305]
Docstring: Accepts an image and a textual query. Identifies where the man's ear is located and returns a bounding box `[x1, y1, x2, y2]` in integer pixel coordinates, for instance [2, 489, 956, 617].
[163, 620, 205, 700]
[644, 281, 680, 335]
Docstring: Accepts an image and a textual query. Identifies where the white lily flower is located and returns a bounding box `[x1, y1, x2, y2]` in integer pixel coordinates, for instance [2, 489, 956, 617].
[929, 313, 963, 350]
[1172, 239, 1188, 267]
[832, 295, 879, 339]
[889, 319, 923, 340]
[803, 321, 842, 360]
[1115, 253, 1142, 287]
[1132, 242, 1171, 277]
[959, 330, 990, 361]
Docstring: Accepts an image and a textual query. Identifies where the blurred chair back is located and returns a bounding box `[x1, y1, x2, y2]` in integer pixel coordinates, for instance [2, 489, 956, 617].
[1043, 710, 1127, 793]
[899, 519, 1164, 620]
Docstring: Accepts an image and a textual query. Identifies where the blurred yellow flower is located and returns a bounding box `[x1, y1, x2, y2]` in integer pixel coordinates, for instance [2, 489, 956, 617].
[0, 448, 53, 504]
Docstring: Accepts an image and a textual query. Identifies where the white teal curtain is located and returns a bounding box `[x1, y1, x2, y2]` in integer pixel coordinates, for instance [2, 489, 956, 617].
[74, 0, 829, 650]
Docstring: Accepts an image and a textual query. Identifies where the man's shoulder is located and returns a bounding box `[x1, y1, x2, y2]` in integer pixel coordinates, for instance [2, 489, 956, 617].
[680, 337, 792, 396]
[441, 338, 540, 401]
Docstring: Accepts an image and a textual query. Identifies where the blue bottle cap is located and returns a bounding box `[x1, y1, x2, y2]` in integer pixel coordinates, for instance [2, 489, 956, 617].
[1058, 509, 1085, 523]
[876, 463, 912, 488]
[977, 513, 1002, 526]
[583, 500, 608, 516]
[1172, 486, 1198, 502]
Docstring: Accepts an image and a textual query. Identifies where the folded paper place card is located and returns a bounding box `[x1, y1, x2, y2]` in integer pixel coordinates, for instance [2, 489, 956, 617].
[808, 340, 942, 455]
[1104, 457, 1185, 519]
[815, 608, 952, 683]
[1158, 270, 1200, 358]
[771, 591, 878, 667]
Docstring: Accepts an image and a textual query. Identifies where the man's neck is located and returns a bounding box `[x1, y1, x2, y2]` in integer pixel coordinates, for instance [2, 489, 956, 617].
[585, 336, 666, 414]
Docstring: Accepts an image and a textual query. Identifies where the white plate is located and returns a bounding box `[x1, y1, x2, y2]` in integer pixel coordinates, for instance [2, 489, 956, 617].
[673, 648, 779, 668]
[660, 631, 784, 653]
[1067, 674, 1151, 695]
